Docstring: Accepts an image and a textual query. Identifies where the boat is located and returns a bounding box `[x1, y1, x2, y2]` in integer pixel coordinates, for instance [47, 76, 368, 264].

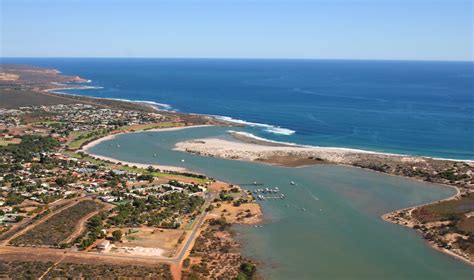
[290, 181, 295, 185]
[181, 159, 185, 162]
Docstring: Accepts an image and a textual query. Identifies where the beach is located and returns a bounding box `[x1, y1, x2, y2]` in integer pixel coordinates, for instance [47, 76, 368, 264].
[81, 125, 213, 172]
[84, 126, 472, 279]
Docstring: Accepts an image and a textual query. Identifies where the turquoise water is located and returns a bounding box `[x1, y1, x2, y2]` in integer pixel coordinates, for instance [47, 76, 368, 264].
[87, 126, 472, 279]
[2, 58, 473, 159]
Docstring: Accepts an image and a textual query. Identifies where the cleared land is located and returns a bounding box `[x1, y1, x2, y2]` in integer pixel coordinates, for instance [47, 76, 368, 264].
[11, 200, 105, 247]
[112, 227, 186, 257]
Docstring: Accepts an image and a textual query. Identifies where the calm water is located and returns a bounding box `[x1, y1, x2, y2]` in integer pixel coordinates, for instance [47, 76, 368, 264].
[2, 58, 473, 159]
[87, 127, 472, 279]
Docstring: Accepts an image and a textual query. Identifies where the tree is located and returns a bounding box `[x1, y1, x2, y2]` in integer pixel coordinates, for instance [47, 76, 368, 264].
[239, 262, 256, 278]
[112, 229, 123, 242]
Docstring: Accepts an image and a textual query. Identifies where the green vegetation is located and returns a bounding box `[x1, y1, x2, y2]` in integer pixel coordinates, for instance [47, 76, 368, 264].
[11, 200, 105, 247]
[108, 193, 204, 229]
[413, 193, 474, 254]
[65, 151, 211, 184]
[116, 122, 182, 132]
[438, 169, 470, 182]
[0, 139, 19, 146]
[237, 262, 257, 280]
[413, 193, 474, 224]
[0, 135, 59, 161]
[0, 260, 172, 279]
[0, 261, 53, 279]
[68, 130, 108, 150]
[112, 229, 123, 241]
[75, 212, 108, 249]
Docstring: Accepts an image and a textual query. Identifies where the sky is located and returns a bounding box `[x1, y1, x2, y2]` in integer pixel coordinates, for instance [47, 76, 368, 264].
[0, 0, 472, 61]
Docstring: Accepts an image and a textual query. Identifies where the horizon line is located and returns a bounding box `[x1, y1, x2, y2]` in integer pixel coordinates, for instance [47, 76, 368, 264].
[1, 56, 472, 63]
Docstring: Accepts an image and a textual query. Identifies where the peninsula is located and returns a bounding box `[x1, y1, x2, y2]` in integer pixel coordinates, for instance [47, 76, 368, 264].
[0, 64, 472, 279]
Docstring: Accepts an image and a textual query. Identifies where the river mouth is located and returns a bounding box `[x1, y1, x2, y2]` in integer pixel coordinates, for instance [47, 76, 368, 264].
[86, 126, 471, 279]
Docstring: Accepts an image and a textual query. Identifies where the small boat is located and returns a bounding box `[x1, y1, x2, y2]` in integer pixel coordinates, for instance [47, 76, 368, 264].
[302, 208, 306, 211]
[117, 144, 120, 148]
[253, 181, 257, 185]
[181, 159, 185, 162]
[290, 181, 295, 185]
[153, 153, 157, 157]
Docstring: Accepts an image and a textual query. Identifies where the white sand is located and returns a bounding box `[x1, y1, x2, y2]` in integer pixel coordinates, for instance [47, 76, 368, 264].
[80, 125, 211, 172]
[174, 137, 407, 164]
[112, 245, 166, 257]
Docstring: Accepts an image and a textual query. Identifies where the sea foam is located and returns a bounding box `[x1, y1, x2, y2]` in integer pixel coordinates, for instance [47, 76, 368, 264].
[106, 98, 174, 111]
[215, 116, 295, 135]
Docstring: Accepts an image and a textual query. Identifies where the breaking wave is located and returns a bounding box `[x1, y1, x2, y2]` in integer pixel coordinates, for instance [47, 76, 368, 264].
[110, 99, 174, 111]
[214, 116, 295, 135]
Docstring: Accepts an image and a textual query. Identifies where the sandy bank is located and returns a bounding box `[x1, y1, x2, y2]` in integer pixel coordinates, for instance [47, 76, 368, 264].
[80, 125, 212, 173]
[173, 137, 415, 166]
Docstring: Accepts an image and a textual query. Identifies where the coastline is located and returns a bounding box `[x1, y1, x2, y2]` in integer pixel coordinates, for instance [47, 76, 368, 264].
[41, 77, 473, 267]
[382, 188, 474, 266]
[80, 125, 213, 173]
[229, 131, 474, 163]
[44, 82, 473, 163]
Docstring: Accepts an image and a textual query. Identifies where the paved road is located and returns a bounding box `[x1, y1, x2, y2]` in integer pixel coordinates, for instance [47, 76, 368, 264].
[0, 191, 216, 266]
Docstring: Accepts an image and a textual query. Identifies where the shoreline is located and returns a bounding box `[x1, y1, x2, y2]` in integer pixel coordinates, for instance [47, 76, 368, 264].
[44, 82, 473, 163]
[80, 125, 213, 173]
[229, 131, 474, 163]
[40, 78, 473, 267]
[382, 188, 473, 266]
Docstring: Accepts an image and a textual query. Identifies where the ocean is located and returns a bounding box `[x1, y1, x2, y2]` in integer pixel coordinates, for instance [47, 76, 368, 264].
[2, 58, 473, 159]
[3, 58, 472, 277]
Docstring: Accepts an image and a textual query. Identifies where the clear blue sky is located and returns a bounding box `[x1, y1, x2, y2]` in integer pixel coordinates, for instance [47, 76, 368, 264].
[1, 0, 472, 60]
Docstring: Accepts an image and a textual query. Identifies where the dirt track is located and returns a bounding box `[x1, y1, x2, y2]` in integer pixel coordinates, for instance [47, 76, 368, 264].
[0, 197, 90, 246]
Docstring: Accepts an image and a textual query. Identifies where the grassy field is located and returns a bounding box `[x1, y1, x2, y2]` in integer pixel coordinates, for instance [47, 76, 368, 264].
[116, 122, 183, 132]
[68, 130, 108, 151]
[0, 138, 21, 146]
[11, 200, 105, 247]
[65, 151, 210, 184]
[67, 123, 182, 151]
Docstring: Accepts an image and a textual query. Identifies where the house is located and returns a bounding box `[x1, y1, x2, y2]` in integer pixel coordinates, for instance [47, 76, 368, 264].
[96, 240, 110, 251]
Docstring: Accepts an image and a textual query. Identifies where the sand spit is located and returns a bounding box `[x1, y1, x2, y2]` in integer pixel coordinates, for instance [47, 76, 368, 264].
[174, 137, 420, 166]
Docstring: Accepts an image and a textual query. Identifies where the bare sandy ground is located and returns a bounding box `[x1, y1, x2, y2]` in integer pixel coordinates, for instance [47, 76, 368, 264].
[174, 137, 400, 165]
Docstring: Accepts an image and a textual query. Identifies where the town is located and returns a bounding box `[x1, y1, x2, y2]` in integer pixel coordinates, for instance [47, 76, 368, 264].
[0, 99, 260, 279]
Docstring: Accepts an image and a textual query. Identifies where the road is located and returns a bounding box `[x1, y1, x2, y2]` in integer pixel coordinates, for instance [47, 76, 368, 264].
[0, 191, 215, 264]
[0, 196, 89, 246]
[0, 191, 217, 280]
